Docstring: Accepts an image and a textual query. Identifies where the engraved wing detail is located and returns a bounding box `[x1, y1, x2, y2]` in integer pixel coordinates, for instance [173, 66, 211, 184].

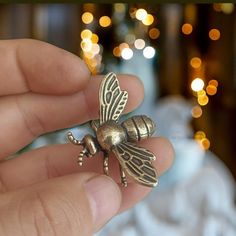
[99, 72, 128, 125]
[112, 142, 158, 187]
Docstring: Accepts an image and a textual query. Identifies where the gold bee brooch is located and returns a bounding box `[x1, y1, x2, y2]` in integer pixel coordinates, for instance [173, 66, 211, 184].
[67, 72, 158, 187]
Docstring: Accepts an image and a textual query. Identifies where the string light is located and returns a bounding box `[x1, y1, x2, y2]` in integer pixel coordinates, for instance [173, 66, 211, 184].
[191, 78, 204, 92]
[134, 39, 145, 49]
[99, 16, 111, 27]
[191, 105, 202, 118]
[190, 57, 202, 69]
[143, 46, 155, 59]
[121, 48, 133, 60]
[135, 8, 147, 21]
[142, 14, 154, 26]
[182, 23, 193, 35]
[149, 28, 160, 39]
[209, 29, 221, 41]
[91, 33, 99, 43]
[82, 12, 93, 24]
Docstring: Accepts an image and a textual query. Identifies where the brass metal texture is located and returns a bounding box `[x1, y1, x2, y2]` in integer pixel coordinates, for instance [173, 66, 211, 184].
[67, 72, 158, 187]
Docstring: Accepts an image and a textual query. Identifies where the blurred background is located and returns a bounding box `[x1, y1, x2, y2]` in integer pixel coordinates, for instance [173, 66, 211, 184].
[1, 3, 236, 236]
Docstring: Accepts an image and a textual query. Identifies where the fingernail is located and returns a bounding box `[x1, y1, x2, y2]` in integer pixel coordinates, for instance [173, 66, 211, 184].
[84, 175, 121, 229]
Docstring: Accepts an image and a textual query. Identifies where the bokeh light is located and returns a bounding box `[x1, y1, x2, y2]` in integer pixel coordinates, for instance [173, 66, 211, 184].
[134, 39, 145, 49]
[113, 46, 121, 57]
[191, 105, 203, 118]
[143, 46, 155, 59]
[82, 12, 94, 24]
[221, 3, 234, 14]
[81, 38, 92, 52]
[119, 42, 129, 50]
[135, 8, 147, 21]
[149, 28, 160, 39]
[142, 14, 154, 26]
[182, 23, 193, 35]
[114, 3, 126, 13]
[81, 29, 92, 39]
[194, 131, 206, 140]
[190, 57, 202, 69]
[91, 33, 99, 43]
[208, 79, 218, 87]
[99, 16, 111, 27]
[121, 48, 133, 60]
[197, 90, 206, 97]
[201, 138, 211, 150]
[191, 78, 205, 92]
[198, 94, 209, 106]
[206, 85, 217, 96]
[209, 29, 221, 41]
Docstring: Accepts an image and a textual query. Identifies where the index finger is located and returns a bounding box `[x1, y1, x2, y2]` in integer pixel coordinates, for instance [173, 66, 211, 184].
[0, 39, 90, 96]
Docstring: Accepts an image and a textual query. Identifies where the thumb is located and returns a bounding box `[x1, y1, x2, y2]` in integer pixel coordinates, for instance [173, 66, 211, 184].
[0, 173, 122, 236]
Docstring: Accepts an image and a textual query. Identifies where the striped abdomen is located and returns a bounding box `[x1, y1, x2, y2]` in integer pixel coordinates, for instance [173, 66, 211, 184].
[121, 115, 156, 142]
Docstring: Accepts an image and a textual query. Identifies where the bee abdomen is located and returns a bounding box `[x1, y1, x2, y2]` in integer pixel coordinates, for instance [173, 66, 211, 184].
[121, 115, 156, 142]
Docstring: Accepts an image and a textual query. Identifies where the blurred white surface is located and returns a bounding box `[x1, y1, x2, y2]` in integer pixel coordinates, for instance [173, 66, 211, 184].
[96, 151, 236, 236]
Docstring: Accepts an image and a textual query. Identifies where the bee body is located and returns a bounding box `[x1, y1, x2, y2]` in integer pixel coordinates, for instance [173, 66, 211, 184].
[122, 115, 156, 142]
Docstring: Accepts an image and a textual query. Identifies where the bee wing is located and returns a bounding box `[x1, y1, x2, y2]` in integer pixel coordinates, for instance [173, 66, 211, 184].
[112, 142, 158, 187]
[99, 72, 128, 125]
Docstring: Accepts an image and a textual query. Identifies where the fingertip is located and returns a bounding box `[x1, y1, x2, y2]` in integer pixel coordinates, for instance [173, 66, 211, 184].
[16, 39, 91, 95]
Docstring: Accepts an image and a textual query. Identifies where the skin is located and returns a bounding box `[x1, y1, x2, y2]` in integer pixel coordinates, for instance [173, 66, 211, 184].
[0, 39, 174, 236]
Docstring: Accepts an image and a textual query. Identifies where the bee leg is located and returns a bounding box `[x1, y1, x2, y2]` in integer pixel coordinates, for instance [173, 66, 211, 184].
[67, 131, 83, 146]
[77, 149, 87, 166]
[103, 152, 109, 175]
[119, 165, 128, 187]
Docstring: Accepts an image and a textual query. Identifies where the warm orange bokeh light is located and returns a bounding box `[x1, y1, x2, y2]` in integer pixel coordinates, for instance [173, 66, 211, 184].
[206, 85, 217, 96]
[142, 14, 154, 26]
[209, 29, 221, 41]
[190, 57, 202, 69]
[113, 46, 121, 57]
[82, 12, 93, 24]
[198, 94, 209, 106]
[99, 16, 111, 27]
[201, 138, 210, 150]
[91, 33, 99, 43]
[81, 29, 92, 39]
[191, 105, 203, 118]
[149, 28, 160, 39]
[194, 131, 206, 140]
[208, 79, 218, 87]
[182, 23, 193, 35]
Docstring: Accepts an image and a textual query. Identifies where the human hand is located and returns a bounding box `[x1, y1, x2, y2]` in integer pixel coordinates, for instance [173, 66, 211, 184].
[0, 39, 174, 236]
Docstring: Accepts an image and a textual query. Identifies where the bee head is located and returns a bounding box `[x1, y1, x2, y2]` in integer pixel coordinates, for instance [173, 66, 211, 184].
[82, 134, 100, 157]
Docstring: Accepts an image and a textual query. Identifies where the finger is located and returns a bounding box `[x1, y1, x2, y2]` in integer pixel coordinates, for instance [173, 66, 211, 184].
[0, 173, 122, 235]
[0, 39, 90, 96]
[0, 137, 173, 193]
[0, 75, 143, 159]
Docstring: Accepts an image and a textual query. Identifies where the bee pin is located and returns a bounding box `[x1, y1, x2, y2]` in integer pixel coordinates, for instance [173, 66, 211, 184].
[67, 72, 158, 187]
